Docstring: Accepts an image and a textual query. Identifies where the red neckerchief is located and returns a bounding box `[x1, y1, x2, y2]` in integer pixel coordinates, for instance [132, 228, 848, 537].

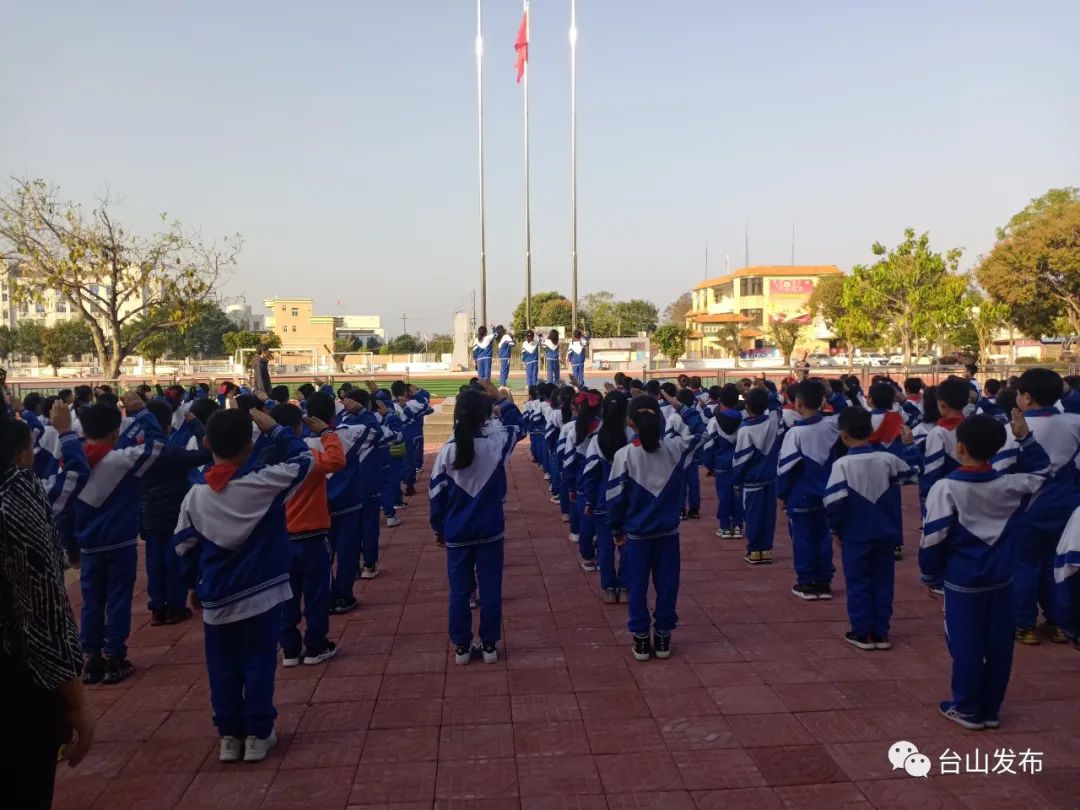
[937, 416, 964, 430]
[204, 462, 241, 492]
[908, 393, 923, 403]
[782, 403, 798, 411]
[869, 411, 903, 445]
[85, 443, 111, 468]
[959, 463, 992, 473]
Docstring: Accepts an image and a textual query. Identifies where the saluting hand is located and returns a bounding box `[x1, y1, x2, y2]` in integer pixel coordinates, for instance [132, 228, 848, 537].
[1010, 408, 1030, 441]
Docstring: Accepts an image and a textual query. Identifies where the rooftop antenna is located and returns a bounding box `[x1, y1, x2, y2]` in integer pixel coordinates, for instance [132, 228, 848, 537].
[704, 242, 709, 279]
[791, 222, 795, 266]
[744, 221, 749, 268]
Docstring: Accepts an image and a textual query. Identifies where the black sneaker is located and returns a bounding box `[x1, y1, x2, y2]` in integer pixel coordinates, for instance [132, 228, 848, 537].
[893, 546, 904, 561]
[653, 632, 672, 660]
[405, 485, 417, 497]
[302, 641, 338, 666]
[102, 657, 135, 685]
[844, 632, 876, 651]
[330, 597, 359, 615]
[815, 583, 833, 601]
[150, 609, 167, 626]
[871, 634, 892, 651]
[791, 584, 819, 601]
[164, 607, 193, 625]
[680, 509, 688, 521]
[82, 655, 106, 685]
[686, 510, 700, 520]
[632, 634, 652, 662]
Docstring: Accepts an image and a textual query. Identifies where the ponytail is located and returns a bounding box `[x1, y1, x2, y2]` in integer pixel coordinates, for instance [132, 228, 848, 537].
[597, 391, 629, 460]
[574, 390, 602, 445]
[559, 385, 575, 424]
[629, 395, 663, 452]
[452, 389, 487, 469]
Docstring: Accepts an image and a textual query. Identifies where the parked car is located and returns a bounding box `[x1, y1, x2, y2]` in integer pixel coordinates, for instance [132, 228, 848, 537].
[806, 353, 835, 367]
[859, 354, 889, 366]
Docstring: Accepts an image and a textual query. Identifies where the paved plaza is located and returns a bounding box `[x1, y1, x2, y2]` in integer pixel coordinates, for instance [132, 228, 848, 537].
[54, 445, 1080, 810]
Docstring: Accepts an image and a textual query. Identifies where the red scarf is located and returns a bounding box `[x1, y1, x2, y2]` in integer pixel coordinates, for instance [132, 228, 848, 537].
[869, 411, 903, 445]
[937, 416, 964, 430]
[85, 443, 112, 468]
[204, 462, 240, 492]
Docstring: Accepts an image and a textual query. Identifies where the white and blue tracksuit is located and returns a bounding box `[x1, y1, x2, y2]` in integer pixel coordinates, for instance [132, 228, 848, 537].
[524, 399, 546, 468]
[544, 339, 561, 384]
[567, 339, 588, 385]
[175, 426, 317, 739]
[400, 391, 434, 489]
[824, 447, 917, 637]
[1054, 500, 1080, 641]
[557, 422, 580, 537]
[35, 425, 82, 558]
[778, 414, 840, 585]
[473, 334, 495, 380]
[582, 428, 635, 591]
[429, 400, 525, 647]
[732, 414, 780, 554]
[521, 340, 540, 387]
[329, 410, 385, 602]
[607, 407, 703, 637]
[920, 435, 1050, 724]
[545, 407, 566, 504]
[563, 421, 602, 562]
[75, 410, 169, 660]
[1011, 408, 1080, 629]
[41, 430, 90, 519]
[379, 407, 406, 517]
[703, 408, 744, 531]
[498, 334, 515, 387]
[901, 396, 924, 428]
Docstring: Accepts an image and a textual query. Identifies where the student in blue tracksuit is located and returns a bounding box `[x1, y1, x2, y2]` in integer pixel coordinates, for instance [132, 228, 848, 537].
[410, 384, 433, 475]
[374, 390, 405, 526]
[975, 379, 1005, 423]
[777, 380, 841, 598]
[175, 407, 319, 763]
[563, 390, 603, 571]
[607, 394, 703, 662]
[901, 378, 925, 427]
[703, 384, 744, 538]
[1012, 368, 1080, 644]
[920, 413, 1050, 731]
[825, 408, 917, 650]
[543, 386, 565, 504]
[583, 391, 632, 604]
[395, 381, 434, 497]
[521, 329, 540, 388]
[473, 326, 494, 381]
[494, 325, 515, 388]
[430, 381, 524, 665]
[36, 399, 90, 518]
[732, 388, 780, 566]
[1054, 500, 1080, 646]
[544, 330, 561, 384]
[918, 377, 970, 522]
[567, 330, 588, 386]
[524, 386, 546, 467]
[677, 388, 704, 519]
[75, 396, 172, 685]
[557, 390, 581, 542]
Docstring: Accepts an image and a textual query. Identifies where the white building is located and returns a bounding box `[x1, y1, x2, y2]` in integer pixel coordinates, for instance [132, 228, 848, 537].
[225, 301, 265, 332]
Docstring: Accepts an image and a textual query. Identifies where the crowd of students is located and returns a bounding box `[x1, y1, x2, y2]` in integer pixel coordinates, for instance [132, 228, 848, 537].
[7, 361, 1080, 773]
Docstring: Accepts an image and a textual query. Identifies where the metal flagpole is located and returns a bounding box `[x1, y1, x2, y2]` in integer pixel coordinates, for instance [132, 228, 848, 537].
[476, 0, 488, 326]
[523, 0, 533, 330]
[570, 0, 579, 332]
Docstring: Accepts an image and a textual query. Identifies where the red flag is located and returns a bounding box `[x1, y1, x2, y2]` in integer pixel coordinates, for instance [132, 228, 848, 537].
[514, 12, 528, 83]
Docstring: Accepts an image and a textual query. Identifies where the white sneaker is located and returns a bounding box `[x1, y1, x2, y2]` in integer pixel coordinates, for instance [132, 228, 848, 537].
[570, 533, 580, 544]
[303, 642, 338, 666]
[560, 514, 569, 523]
[360, 565, 379, 580]
[397, 501, 409, 509]
[549, 495, 561, 504]
[386, 516, 402, 528]
[454, 643, 472, 665]
[481, 643, 498, 664]
[244, 729, 277, 762]
[281, 653, 301, 668]
[544, 472, 551, 480]
[219, 735, 243, 762]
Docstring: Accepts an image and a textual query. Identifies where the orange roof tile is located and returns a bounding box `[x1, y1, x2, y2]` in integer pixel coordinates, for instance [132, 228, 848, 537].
[693, 265, 842, 291]
[740, 328, 765, 338]
[694, 313, 751, 324]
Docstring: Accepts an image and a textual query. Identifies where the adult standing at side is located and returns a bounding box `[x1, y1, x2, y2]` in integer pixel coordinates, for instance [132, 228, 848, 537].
[255, 346, 274, 396]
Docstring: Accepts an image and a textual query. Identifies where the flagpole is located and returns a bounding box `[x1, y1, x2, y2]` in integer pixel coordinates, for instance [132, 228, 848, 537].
[569, 0, 579, 333]
[523, 0, 533, 330]
[476, 0, 488, 327]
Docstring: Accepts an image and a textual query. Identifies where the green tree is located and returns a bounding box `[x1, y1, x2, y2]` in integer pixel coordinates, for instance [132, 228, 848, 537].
[13, 320, 45, 359]
[977, 188, 1080, 339]
[769, 321, 804, 366]
[135, 329, 171, 375]
[330, 336, 360, 372]
[580, 291, 617, 337]
[662, 292, 693, 325]
[40, 320, 93, 373]
[612, 299, 659, 335]
[426, 334, 454, 354]
[0, 178, 239, 376]
[653, 324, 688, 366]
[807, 274, 860, 361]
[0, 325, 11, 361]
[366, 335, 382, 350]
[966, 294, 1012, 362]
[173, 301, 234, 358]
[713, 323, 743, 367]
[846, 228, 963, 365]
[222, 330, 281, 367]
[512, 291, 564, 332]
[389, 334, 423, 354]
[538, 298, 574, 331]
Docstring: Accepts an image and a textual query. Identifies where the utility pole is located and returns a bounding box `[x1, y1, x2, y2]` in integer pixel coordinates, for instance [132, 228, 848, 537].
[401, 313, 407, 337]
[471, 290, 477, 335]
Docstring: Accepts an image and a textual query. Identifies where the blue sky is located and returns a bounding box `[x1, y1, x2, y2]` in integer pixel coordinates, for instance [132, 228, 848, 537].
[4, 1, 1078, 336]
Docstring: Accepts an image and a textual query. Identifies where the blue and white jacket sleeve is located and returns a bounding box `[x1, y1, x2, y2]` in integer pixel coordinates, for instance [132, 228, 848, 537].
[731, 427, 755, 487]
[822, 459, 848, 535]
[605, 447, 629, 535]
[495, 399, 526, 459]
[919, 482, 956, 585]
[1055, 503, 1080, 586]
[582, 439, 603, 511]
[701, 419, 718, 472]
[1011, 434, 1051, 476]
[428, 446, 451, 538]
[775, 428, 800, 502]
[918, 429, 947, 500]
[44, 431, 89, 518]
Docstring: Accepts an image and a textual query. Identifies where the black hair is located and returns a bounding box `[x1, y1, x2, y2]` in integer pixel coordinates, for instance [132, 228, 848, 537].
[708, 385, 723, 401]
[297, 383, 316, 399]
[96, 392, 119, 409]
[73, 385, 93, 405]
[537, 382, 552, 399]
[720, 384, 740, 408]
[922, 387, 941, 424]
[995, 388, 1017, 415]
[964, 363, 978, 376]
[984, 379, 1002, 397]
[391, 380, 407, 398]
[573, 329, 583, 340]
[22, 392, 43, 414]
[494, 324, 505, 340]
[956, 414, 1006, 462]
[0, 416, 33, 473]
[526, 329, 535, 341]
[575, 390, 603, 445]
[629, 379, 643, 390]
[597, 391, 629, 461]
[868, 382, 895, 410]
[136, 384, 152, 397]
[206, 409, 253, 459]
[477, 325, 488, 339]
[829, 379, 845, 395]
[937, 377, 971, 412]
[528, 385, 539, 401]
[837, 407, 872, 440]
[629, 395, 663, 452]
[452, 389, 488, 469]
[344, 389, 370, 408]
[689, 376, 702, 389]
[744, 388, 769, 416]
[644, 380, 661, 397]
[548, 329, 559, 344]
[784, 384, 798, 404]
[41, 396, 57, 417]
[145, 400, 173, 433]
[190, 398, 219, 424]
[796, 380, 826, 412]
[79, 403, 122, 440]
[270, 385, 291, 404]
[676, 388, 695, 408]
[338, 382, 355, 396]
[270, 403, 303, 431]
[304, 391, 335, 423]
[57, 388, 73, 402]
[235, 394, 262, 414]
[613, 372, 627, 385]
[904, 377, 924, 395]
[197, 382, 211, 394]
[660, 381, 677, 398]
[1017, 368, 1063, 407]
[1064, 374, 1080, 391]
[559, 385, 576, 424]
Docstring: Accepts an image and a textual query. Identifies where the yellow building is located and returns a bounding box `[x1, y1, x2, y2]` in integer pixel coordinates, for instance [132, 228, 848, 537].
[264, 298, 337, 365]
[685, 265, 841, 359]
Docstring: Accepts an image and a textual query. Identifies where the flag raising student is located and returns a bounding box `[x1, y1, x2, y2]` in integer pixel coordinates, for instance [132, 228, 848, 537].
[583, 391, 632, 603]
[703, 384, 744, 538]
[521, 330, 540, 387]
[473, 326, 494, 381]
[777, 380, 840, 597]
[732, 387, 780, 565]
[544, 330, 561, 384]
[495, 325, 515, 388]
[607, 394, 703, 662]
[825, 408, 917, 650]
[567, 330, 588, 386]
[920, 412, 1050, 731]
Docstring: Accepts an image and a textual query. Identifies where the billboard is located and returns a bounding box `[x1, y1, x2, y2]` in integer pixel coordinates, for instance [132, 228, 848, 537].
[769, 278, 814, 296]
